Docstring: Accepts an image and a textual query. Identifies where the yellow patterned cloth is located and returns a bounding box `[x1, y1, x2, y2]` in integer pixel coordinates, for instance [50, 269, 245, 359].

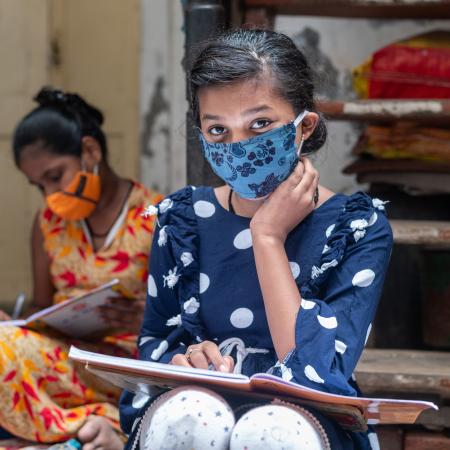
[0, 182, 161, 445]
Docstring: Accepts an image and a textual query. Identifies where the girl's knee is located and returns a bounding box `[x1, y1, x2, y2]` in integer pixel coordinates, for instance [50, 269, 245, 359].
[230, 403, 330, 450]
[138, 386, 235, 450]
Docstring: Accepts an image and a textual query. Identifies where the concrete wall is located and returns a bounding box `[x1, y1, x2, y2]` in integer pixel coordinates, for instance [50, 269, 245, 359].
[140, 0, 186, 195]
[140, 3, 450, 195]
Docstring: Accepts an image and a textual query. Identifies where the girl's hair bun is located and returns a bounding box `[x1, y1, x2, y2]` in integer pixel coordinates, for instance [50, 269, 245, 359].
[34, 86, 104, 126]
[34, 86, 68, 108]
[13, 87, 107, 165]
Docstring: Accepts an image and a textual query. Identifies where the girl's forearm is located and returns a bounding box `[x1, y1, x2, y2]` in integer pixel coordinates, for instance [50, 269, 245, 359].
[252, 233, 301, 361]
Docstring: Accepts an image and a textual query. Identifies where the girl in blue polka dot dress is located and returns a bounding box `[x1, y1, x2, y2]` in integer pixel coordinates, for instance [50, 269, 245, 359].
[120, 29, 393, 450]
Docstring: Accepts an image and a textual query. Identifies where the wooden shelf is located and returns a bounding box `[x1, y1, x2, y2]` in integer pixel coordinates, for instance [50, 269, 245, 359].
[317, 99, 450, 125]
[391, 220, 450, 247]
[244, 0, 450, 19]
[355, 349, 450, 399]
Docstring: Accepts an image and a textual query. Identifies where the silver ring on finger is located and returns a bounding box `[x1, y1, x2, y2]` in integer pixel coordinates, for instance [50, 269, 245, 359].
[186, 347, 201, 364]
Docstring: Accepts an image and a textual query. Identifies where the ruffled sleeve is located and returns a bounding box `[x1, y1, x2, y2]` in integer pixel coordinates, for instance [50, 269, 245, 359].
[272, 192, 393, 396]
[137, 185, 207, 362]
[120, 186, 205, 433]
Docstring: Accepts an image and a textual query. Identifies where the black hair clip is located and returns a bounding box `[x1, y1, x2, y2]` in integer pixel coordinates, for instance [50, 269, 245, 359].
[34, 86, 68, 107]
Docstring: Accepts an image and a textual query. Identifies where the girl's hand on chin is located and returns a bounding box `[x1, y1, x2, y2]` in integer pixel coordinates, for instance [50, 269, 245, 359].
[250, 157, 319, 243]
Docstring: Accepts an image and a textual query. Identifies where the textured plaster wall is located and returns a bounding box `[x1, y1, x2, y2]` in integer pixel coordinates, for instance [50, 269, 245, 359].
[140, 0, 186, 195]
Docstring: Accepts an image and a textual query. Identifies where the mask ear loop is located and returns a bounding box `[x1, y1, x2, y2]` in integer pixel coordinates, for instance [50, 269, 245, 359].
[293, 109, 309, 128]
[293, 110, 309, 157]
[297, 137, 305, 157]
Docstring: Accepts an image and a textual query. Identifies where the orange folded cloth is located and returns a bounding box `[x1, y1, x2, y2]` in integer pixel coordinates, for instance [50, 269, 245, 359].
[354, 123, 450, 162]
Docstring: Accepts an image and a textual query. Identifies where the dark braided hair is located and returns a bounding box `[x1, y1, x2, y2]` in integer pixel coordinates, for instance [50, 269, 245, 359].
[189, 29, 327, 154]
[13, 87, 107, 165]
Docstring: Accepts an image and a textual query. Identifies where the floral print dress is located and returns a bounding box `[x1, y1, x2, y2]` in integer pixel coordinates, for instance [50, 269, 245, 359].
[0, 182, 162, 446]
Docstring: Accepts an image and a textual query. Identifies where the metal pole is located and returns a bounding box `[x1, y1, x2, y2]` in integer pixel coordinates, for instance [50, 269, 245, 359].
[184, 0, 225, 186]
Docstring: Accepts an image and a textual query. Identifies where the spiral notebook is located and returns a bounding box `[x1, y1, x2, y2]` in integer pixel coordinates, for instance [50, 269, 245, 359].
[1, 280, 125, 338]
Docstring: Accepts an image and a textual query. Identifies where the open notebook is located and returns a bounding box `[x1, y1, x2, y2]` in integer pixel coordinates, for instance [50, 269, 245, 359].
[1, 280, 126, 338]
[69, 346, 437, 432]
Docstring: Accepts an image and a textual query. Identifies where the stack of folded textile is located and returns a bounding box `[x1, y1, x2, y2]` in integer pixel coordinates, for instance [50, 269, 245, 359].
[344, 31, 450, 195]
[344, 122, 450, 194]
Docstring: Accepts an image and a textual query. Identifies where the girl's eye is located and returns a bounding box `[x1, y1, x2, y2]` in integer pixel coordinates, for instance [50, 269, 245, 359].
[251, 119, 272, 130]
[208, 126, 227, 136]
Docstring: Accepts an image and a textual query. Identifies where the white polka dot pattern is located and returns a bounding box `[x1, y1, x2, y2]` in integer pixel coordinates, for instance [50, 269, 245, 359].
[147, 274, 157, 297]
[199, 272, 210, 294]
[233, 228, 253, 249]
[289, 261, 301, 279]
[317, 315, 338, 329]
[325, 223, 335, 238]
[230, 307, 254, 329]
[193, 200, 216, 218]
[304, 365, 325, 384]
[352, 269, 375, 287]
[151, 340, 169, 360]
[365, 323, 372, 346]
[301, 299, 316, 310]
[139, 336, 156, 347]
[335, 339, 347, 354]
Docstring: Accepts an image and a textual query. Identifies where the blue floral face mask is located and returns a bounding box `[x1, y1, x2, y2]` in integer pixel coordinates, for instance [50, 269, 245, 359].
[199, 110, 309, 199]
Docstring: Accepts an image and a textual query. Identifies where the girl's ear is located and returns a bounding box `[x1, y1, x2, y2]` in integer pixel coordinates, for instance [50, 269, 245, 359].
[81, 136, 102, 170]
[300, 112, 319, 141]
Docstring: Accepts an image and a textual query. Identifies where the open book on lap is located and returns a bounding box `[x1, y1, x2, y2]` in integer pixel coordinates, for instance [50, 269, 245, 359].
[0, 280, 127, 339]
[69, 346, 437, 433]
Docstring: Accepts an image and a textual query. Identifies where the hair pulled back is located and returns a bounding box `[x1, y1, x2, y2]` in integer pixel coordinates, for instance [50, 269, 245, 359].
[189, 29, 327, 154]
[13, 87, 107, 165]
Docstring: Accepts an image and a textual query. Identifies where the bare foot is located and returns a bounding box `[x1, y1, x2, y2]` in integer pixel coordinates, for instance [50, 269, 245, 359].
[77, 416, 123, 450]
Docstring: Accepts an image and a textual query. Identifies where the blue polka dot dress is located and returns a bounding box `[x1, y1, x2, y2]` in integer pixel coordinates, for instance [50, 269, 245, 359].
[120, 186, 393, 449]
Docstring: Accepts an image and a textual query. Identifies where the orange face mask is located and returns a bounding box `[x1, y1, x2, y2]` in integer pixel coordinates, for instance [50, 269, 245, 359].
[46, 168, 101, 221]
